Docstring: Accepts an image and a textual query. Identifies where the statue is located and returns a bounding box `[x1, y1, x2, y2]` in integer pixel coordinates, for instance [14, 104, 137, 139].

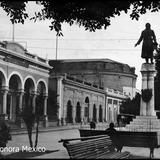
[135, 23, 158, 64]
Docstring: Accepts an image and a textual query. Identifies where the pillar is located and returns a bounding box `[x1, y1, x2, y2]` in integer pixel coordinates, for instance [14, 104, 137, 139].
[57, 76, 64, 126]
[72, 105, 76, 124]
[17, 90, 24, 128]
[19, 91, 24, 111]
[1, 89, 8, 120]
[81, 103, 85, 124]
[140, 63, 156, 116]
[9, 93, 13, 120]
[89, 102, 93, 122]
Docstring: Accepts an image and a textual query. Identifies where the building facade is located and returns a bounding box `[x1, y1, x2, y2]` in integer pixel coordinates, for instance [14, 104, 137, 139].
[0, 41, 51, 127]
[0, 41, 137, 128]
[49, 59, 137, 125]
[49, 74, 128, 126]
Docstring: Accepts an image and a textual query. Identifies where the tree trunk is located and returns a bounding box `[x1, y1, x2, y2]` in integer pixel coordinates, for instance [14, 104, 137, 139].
[34, 118, 39, 148]
[27, 125, 33, 148]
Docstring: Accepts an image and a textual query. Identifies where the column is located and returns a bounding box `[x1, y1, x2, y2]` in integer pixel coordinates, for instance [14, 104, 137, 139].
[72, 105, 76, 124]
[140, 63, 156, 116]
[18, 90, 24, 112]
[96, 105, 99, 123]
[147, 67, 156, 116]
[2, 89, 8, 120]
[72, 91, 76, 124]
[17, 90, 24, 128]
[57, 76, 64, 126]
[9, 93, 13, 120]
[81, 103, 84, 124]
[140, 67, 147, 116]
[43, 94, 48, 127]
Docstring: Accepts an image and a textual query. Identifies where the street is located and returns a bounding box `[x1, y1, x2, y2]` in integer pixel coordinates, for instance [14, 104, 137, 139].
[1, 128, 160, 159]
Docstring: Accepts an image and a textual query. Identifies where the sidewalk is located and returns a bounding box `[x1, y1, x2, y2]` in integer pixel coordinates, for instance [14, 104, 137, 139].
[3, 123, 160, 159]
[11, 122, 109, 135]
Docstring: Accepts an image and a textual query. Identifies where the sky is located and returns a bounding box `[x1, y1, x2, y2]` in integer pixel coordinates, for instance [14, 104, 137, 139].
[0, 2, 160, 90]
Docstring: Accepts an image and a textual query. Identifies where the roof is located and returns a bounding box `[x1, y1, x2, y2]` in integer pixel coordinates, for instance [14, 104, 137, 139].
[49, 58, 130, 67]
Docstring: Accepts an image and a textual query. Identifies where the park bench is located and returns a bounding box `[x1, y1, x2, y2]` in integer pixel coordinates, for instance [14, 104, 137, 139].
[59, 135, 130, 159]
[79, 129, 160, 158]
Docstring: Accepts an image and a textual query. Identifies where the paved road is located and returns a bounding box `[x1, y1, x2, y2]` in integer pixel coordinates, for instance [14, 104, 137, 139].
[2, 129, 160, 159]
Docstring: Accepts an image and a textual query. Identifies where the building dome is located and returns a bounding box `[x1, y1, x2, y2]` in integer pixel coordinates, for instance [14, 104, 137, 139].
[49, 58, 137, 92]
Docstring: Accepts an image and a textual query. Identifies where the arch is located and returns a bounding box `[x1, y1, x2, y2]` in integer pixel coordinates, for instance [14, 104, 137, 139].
[24, 75, 36, 92]
[0, 68, 7, 87]
[99, 105, 103, 122]
[76, 102, 81, 123]
[93, 104, 97, 122]
[24, 77, 36, 111]
[37, 80, 47, 95]
[37, 79, 48, 94]
[7, 73, 23, 121]
[8, 71, 23, 90]
[66, 100, 73, 123]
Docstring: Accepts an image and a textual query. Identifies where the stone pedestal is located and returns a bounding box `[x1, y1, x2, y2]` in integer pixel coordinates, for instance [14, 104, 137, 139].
[140, 63, 156, 116]
[125, 63, 160, 131]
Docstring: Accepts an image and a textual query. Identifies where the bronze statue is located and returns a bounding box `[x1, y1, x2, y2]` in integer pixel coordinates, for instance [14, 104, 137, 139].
[135, 23, 158, 64]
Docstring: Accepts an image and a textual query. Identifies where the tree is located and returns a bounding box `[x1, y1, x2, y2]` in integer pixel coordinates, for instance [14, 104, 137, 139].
[0, 1, 160, 35]
[21, 93, 35, 148]
[20, 92, 43, 149]
[120, 93, 141, 115]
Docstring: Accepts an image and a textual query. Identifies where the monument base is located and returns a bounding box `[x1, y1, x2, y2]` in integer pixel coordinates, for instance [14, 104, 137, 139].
[125, 115, 160, 131]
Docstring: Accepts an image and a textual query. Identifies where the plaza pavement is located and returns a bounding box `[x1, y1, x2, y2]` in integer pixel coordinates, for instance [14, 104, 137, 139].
[2, 123, 160, 159]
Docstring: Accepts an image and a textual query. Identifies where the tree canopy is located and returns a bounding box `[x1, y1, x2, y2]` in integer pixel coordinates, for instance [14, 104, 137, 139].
[120, 93, 141, 115]
[1, 1, 160, 35]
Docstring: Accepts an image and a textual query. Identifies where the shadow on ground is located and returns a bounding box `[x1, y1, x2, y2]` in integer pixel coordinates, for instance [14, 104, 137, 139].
[1, 149, 59, 159]
[130, 154, 152, 159]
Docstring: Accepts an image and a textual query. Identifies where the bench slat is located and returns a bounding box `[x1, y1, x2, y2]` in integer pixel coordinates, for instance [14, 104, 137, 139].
[62, 135, 130, 159]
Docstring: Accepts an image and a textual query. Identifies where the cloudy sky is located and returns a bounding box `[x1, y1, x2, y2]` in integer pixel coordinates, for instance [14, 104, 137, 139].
[0, 2, 160, 90]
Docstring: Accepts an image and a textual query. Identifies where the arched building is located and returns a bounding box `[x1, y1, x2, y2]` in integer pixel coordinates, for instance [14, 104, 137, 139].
[0, 41, 51, 127]
[48, 74, 127, 126]
[49, 59, 137, 126]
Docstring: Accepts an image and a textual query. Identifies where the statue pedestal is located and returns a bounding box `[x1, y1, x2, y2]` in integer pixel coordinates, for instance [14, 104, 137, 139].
[140, 63, 156, 116]
[125, 63, 160, 131]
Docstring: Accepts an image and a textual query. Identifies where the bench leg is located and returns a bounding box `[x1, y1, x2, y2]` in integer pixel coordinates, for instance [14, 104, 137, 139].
[150, 148, 154, 159]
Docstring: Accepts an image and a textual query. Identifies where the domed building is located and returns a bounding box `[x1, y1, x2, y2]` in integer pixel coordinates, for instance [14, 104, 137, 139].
[49, 59, 137, 96]
[49, 59, 138, 126]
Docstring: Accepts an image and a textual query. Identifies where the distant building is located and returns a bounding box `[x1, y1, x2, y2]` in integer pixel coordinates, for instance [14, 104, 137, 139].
[48, 74, 127, 125]
[49, 59, 137, 92]
[123, 86, 141, 99]
[49, 59, 137, 125]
